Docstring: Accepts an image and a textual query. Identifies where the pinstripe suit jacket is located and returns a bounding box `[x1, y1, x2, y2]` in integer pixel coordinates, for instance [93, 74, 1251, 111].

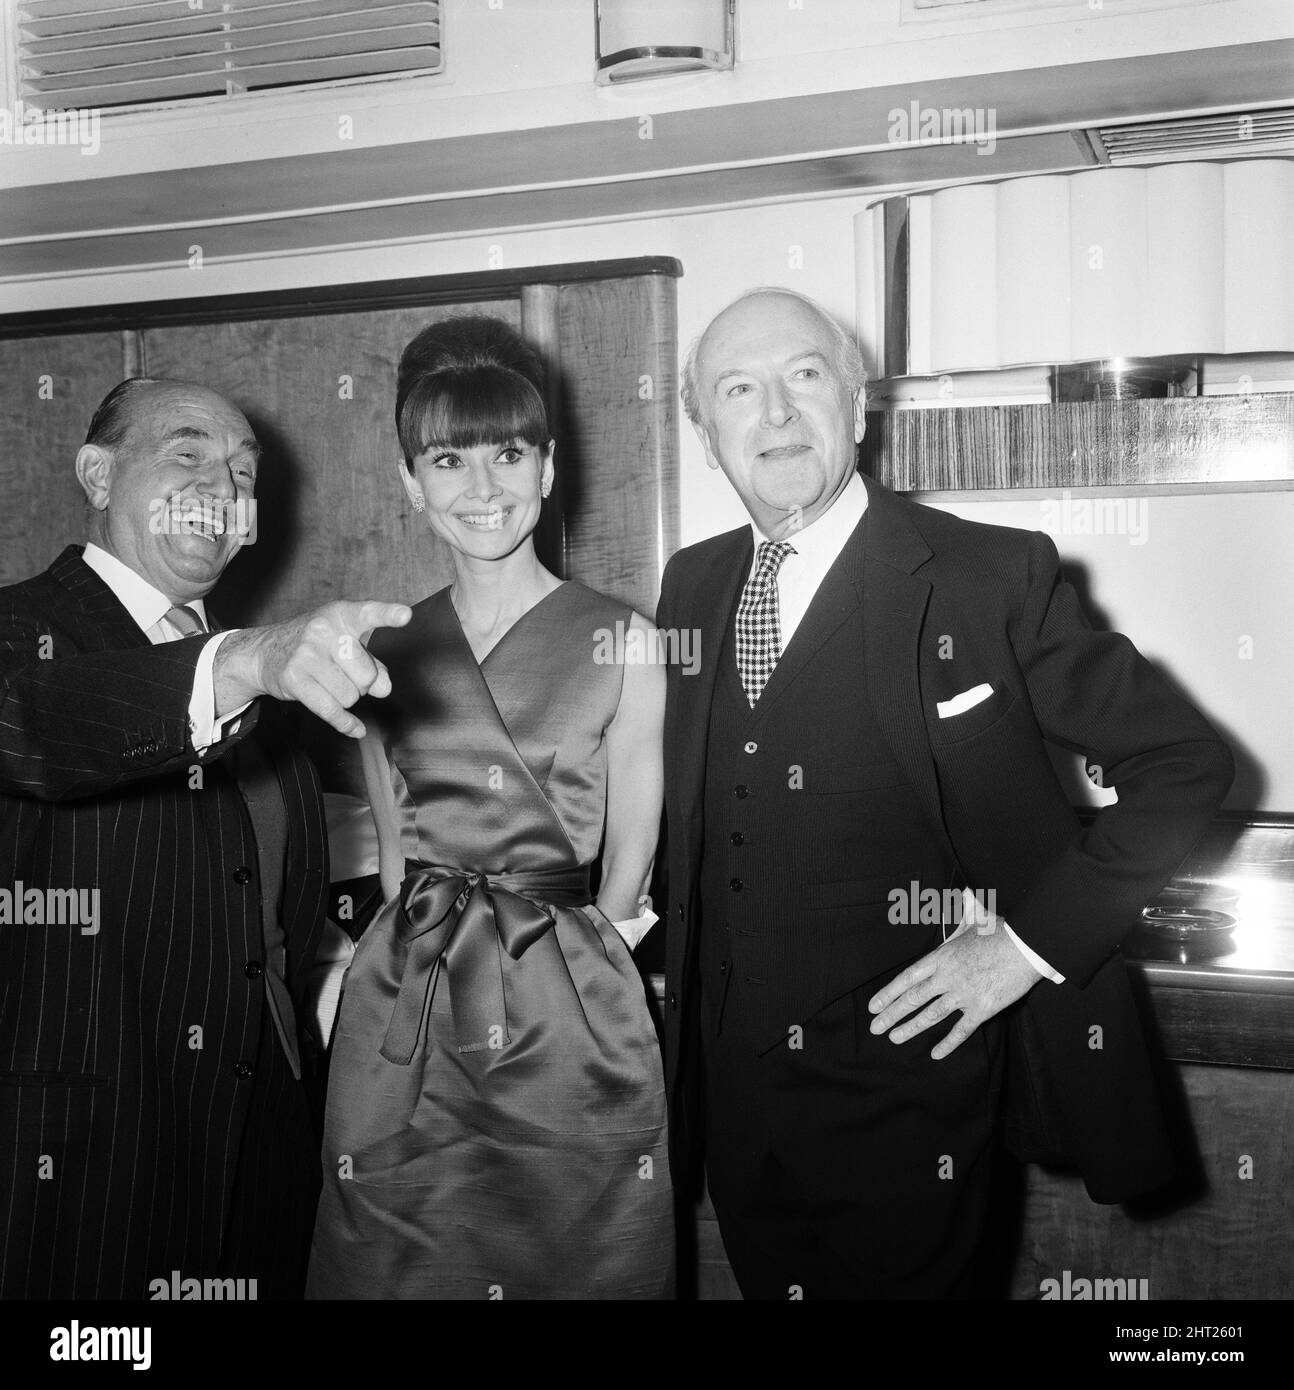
[0, 546, 328, 1299]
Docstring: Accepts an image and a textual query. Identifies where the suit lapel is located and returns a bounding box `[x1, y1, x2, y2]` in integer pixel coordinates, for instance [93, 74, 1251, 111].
[48, 546, 152, 652]
[858, 477, 961, 869]
[672, 529, 750, 835]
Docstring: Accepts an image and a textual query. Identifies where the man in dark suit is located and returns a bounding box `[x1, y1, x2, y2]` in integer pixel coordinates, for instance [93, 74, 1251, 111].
[0, 378, 408, 1299]
[657, 289, 1233, 1299]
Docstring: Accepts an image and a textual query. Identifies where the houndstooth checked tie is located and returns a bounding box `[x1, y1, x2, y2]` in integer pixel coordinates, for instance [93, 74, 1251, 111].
[165, 604, 207, 637]
[736, 540, 796, 707]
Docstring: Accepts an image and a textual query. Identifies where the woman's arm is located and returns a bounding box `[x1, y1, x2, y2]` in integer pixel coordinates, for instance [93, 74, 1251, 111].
[598, 609, 666, 925]
[358, 728, 406, 904]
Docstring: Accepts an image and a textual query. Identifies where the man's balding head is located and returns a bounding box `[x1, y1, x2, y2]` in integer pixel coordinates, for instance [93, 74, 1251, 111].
[681, 288, 867, 429]
[76, 379, 260, 604]
[681, 290, 867, 540]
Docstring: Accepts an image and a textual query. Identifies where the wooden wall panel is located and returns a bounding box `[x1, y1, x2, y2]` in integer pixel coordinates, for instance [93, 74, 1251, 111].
[554, 275, 679, 620]
[142, 301, 516, 626]
[0, 332, 126, 585]
[0, 261, 682, 802]
[519, 283, 567, 579]
[1008, 1062, 1294, 1300]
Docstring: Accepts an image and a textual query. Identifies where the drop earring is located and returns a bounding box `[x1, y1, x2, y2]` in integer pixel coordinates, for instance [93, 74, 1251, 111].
[412, 495, 425, 513]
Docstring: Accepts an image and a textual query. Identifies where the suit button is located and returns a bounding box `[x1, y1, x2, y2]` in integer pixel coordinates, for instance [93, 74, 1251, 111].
[668, 992, 678, 1010]
[730, 831, 744, 846]
[676, 904, 684, 921]
[730, 879, 743, 892]
[233, 1061, 253, 1079]
[734, 784, 749, 799]
[233, 866, 252, 884]
[243, 960, 263, 979]
[744, 741, 758, 754]
[719, 961, 729, 974]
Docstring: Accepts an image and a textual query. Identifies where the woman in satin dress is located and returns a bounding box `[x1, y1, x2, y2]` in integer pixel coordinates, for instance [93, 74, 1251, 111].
[306, 316, 673, 1299]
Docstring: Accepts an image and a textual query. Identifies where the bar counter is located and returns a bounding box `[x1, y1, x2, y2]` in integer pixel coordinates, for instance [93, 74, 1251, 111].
[1130, 819, 1294, 1071]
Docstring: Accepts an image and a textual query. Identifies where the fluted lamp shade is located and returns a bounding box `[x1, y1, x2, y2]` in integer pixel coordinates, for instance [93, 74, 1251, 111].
[595, 0, 734, 84]
[859, 160, 1294, 377]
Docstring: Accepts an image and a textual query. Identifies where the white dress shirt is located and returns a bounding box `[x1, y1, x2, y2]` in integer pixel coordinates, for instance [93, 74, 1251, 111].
[746, 475, 1062, 983]
[747, 471, 868, 647]
[81, 543, 248, 754]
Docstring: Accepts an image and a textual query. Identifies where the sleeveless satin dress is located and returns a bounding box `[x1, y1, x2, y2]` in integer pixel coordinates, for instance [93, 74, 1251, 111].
[306, 582, 673, 1299]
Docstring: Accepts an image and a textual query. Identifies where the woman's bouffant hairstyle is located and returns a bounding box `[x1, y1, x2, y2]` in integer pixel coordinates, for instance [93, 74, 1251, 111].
[395, 316, 550, 468]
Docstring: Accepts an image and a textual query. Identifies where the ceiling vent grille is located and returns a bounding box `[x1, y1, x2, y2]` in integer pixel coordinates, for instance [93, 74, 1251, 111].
[16, 0, 443, 111]
[1090, 108, 1294, 164]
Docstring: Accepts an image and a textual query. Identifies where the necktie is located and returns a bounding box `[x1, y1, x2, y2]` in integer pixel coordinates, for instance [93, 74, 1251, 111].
[736, 540, 796, 707]
[165, 604, 207, 637]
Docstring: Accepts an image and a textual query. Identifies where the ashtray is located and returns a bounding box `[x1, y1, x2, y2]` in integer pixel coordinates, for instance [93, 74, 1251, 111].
[1127, 905, 1237, 962]
[1151, 883, 1241, 914]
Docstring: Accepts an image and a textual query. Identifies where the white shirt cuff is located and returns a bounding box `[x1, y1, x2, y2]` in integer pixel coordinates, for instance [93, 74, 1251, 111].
[310, 919, 358, 1046]
[611, 907, 659, 951]
[1003, 922, 1065, 983]
[188, 630, 251, 754]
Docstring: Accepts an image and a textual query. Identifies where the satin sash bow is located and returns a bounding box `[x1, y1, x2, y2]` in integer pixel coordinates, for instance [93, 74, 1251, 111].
[379, 862, 591, 1063]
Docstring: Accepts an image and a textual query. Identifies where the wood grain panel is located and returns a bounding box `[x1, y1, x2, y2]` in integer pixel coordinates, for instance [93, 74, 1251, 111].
[862, 395, 1294, 492]
[1139, 986, 1294, 1070]
[1009, 1062, 1294, 1300]
[519, 283, 567, 579]
[0, 333, 127, 585]
[555, 275, 679, 619]
[141, 302, 517, 626]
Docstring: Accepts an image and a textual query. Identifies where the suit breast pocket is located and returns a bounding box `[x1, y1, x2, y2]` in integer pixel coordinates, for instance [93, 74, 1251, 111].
[929, 688, 1017, 745]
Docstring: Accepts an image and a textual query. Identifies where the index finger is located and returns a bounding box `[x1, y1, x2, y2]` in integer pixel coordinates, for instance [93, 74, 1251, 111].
[346, 600, 413, 635]
[868, 952, 938, 1014]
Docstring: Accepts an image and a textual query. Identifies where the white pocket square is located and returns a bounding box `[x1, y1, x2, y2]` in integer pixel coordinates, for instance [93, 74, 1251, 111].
[937, 683, 994, 719]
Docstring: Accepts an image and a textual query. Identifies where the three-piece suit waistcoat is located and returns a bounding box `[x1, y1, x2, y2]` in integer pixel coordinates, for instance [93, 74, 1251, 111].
[698, 559, 956, 1050]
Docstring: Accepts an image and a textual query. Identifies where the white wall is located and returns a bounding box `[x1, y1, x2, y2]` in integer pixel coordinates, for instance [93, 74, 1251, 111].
[926, 489, 1292, 813]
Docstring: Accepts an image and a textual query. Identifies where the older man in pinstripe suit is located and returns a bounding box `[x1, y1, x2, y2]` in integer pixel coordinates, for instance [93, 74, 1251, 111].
[0, 378, 409, 1299]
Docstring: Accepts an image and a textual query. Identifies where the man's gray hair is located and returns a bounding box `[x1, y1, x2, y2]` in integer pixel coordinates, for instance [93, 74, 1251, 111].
[679, 287, 868, 425]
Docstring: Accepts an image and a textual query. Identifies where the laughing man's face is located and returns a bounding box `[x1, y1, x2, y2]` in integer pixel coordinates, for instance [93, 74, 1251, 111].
[81, 384, 259, 603]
